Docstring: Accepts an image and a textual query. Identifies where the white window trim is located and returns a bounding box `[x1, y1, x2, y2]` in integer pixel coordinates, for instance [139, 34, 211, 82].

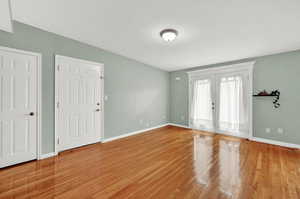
[187, 61, 255, 139]
[0, 46, 43, 159]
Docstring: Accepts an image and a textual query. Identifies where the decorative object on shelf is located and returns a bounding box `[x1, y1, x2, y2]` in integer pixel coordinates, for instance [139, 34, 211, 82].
[253, 89, 280, 108]
[256, 90, 269, 96]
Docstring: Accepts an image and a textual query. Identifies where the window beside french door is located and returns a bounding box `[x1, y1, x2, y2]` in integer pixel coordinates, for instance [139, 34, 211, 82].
[188, 63, 253, 138]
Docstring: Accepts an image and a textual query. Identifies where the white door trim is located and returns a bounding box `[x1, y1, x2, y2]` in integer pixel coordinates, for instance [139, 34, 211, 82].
[0, 46, 43, 160]
[187, 61, 254, 139]
[54, 55, 104, 154]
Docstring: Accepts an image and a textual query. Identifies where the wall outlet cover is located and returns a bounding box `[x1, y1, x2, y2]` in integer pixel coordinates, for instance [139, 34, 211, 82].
[265, 128, 271, 133]
[277, 128, 284, 134]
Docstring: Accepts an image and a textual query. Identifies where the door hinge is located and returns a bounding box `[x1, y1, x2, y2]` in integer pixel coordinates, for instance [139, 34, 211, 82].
[56, 102, 60, 108]
[57, 138, 60, 145]
[57, 65, 60, 71]
[100, 76, 104, 80]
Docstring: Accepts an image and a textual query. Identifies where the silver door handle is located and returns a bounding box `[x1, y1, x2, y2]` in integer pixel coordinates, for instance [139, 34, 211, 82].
[95, 109, 100, 112]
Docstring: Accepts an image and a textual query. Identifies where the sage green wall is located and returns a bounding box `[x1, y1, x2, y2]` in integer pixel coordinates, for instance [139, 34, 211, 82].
[0, 21, 170, 154]
[170, 50, 300, 145]
[1, 22, 299, 154]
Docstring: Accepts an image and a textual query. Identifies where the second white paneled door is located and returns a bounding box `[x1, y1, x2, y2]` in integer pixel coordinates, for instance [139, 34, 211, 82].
[55, 55, 104, 152]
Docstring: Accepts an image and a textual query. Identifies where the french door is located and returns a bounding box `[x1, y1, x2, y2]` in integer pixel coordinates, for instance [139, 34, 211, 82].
[189, 63, 253, 138]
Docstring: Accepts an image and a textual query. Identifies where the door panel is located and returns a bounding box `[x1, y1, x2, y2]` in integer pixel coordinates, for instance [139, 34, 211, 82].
[56, 56, 103, 152]
[0, 48, 38, 168]
[215, 72, 249, 137]
[189, 75, 215, 131]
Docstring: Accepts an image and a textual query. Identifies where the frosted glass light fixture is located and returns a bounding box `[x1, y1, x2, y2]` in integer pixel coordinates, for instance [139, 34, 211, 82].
[160, 29, 178, 42]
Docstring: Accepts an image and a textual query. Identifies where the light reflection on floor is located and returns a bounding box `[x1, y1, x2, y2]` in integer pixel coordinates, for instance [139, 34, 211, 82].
[193, 134, 241, 197]
[219, 140, 241, 196]
[193, 135, 213, 186]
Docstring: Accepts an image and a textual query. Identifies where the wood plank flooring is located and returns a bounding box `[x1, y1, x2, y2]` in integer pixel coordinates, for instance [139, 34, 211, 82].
[1, 126, 300, 199]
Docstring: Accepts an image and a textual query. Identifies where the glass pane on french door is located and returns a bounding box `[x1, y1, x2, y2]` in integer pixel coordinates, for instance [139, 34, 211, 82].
[215, 73, 249, 137]
[190, 77, 215, 131]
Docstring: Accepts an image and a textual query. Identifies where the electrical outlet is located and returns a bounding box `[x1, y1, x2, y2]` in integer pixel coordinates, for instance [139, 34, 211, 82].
[175, 77, 181, 81]
[265, 128, 271, 133]
[277, 128, 284, 134]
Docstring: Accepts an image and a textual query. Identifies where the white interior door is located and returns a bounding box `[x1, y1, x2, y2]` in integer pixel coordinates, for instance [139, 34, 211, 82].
[0, 47, 40, 168]
[55, 55, 103, 152]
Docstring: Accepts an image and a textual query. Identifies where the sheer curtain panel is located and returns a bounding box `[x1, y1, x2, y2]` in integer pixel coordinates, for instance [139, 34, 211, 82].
[217, 75, 248, 134]
[190, 79, 214, 131]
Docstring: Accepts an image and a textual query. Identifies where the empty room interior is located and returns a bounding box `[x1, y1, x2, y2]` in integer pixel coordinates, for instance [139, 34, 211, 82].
[1, 0, 300, 198]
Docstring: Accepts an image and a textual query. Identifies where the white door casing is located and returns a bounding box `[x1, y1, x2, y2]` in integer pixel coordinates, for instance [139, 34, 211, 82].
[55, 55, 104, 152]
[0, 46, 42, 168]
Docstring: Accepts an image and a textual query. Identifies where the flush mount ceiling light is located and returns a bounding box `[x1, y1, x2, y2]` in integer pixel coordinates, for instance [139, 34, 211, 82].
[160, 29, 178, 42]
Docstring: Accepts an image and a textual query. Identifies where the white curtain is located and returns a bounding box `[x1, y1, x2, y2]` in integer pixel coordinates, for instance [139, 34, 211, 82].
[218, 75, 248, 134]
[190, 79, 214, 130]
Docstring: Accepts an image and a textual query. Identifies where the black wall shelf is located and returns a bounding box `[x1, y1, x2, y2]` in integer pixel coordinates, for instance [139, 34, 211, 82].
[253, 90, 280, 108]
[252, 94, 277, 97]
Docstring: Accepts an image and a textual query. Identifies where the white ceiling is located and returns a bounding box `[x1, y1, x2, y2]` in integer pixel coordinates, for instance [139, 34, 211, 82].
[11, 0, 300, 71]
[0, 0, 13, 33]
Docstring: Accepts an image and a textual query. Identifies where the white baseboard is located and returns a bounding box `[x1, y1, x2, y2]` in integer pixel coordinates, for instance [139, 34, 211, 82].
[169, 124, 300, 149]
[39, 152, 58, 160]
[102, 123, 169, 143]
[168, 123, 191, 129]
[250, 137, 300, 149]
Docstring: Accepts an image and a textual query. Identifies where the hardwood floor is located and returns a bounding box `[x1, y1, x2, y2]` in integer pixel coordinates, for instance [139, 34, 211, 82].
[1, 126, 300, 199]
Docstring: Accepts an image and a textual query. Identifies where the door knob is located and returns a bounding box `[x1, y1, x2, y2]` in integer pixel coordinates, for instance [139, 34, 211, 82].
[95, 109, 100, 112]
[29, 112, 35, 116]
